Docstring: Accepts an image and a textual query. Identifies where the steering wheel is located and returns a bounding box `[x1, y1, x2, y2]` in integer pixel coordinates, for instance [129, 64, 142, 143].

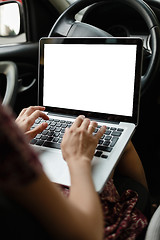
[49, 0, 160, 95]
[0, 61, 18, 108]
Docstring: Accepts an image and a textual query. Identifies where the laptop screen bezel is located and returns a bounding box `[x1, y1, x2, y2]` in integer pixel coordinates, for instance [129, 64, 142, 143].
[38, 37, 143, 125]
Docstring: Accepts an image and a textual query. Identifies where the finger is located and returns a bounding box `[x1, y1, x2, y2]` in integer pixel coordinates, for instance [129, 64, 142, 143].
[61, 127, 69, 145]
[30, 110, 49, 123]
[24, 111, 49, 130]
[26, 122, 48, 140]
[88, 121, 98, 134]
[80, 118, 91, 130]
[38, 111, 49, 121]
[64, 127, 69, 134]
[95, 125, 107, 140]
[71, 115, 85, 129]
[62, 127, 69, 138]
[24, 106, 46, 116]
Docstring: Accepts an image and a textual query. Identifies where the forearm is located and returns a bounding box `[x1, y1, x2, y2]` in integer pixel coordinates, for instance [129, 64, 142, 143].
[6, 171, 103, 240]
[68, 159, 104, 240]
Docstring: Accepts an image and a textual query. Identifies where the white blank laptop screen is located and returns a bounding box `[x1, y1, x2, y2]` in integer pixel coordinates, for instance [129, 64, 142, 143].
[43, 44, 137, 117]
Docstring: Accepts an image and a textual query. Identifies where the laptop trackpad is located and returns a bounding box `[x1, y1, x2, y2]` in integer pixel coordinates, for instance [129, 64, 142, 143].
[37, 148, 71, 187]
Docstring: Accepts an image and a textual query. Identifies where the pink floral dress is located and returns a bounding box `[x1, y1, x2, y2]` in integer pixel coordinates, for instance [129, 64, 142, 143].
[0, 103, 147, 239]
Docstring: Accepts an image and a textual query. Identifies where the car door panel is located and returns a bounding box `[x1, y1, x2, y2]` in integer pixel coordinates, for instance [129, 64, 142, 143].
[0, 42, 39, 114]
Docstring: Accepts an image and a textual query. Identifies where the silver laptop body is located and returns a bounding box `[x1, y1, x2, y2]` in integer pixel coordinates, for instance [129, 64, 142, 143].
[31, 37, 143, 193]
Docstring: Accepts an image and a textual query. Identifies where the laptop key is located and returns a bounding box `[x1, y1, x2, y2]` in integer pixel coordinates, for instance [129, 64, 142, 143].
[105, 130, 111, 135]
[50, 126, 56, 131]
[62, 123, 68, 128]
[110, 137, 119, 147]
[55, 127, 61, 132]
[54, 119, 60, 122]
[35, 118, 41, 124]
[117, 128, 124, 132]
[52, 137, 59, 142]
[58, 138, 62, 144]
[110, 127, 116, 130]
[51, 122, 56, 126]
[98, 139, 103, 145]
[47, 136, 53, 141]
[42, 130, 48, 135]
[61, 128, 66, 133]
[36, 140, 44, 146]
[103, 140, 110, 146]
[48, 131, 54, 136]
[35, 134, 41, 139]
[105, 136, 112, 140]
[56, 123, 62, 127]
[53, 132, 60, 137]
[112, 131, 122, 137]
[41, 135, 48, 140]
[94, 151, 103, 157]
[30, 139, 37, 144]
[97, 145, 112, 152]
[43, 141, 61, 149]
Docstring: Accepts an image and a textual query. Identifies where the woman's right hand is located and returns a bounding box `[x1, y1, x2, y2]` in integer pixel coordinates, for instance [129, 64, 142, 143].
[61, 115, 106, 165]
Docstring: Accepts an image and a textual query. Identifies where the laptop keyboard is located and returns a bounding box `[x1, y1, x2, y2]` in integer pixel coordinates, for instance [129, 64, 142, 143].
[30, 117, 124, 159]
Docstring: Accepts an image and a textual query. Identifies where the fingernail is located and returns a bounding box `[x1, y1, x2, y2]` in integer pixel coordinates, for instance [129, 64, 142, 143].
[80, 115, 85, 119]
[101, 125, 107, 130]
[42, 122, 48, 127]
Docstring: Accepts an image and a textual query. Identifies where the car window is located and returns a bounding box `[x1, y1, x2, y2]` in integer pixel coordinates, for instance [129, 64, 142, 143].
[0, 0, 26, 45]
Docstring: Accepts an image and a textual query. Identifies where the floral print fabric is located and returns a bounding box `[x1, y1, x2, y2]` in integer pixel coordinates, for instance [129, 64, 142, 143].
[62, 180, 147, 240]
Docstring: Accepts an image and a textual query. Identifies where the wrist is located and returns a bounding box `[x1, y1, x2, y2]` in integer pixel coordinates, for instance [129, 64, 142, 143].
[67, 156, 91, 170]
[67, 157, 94, 188]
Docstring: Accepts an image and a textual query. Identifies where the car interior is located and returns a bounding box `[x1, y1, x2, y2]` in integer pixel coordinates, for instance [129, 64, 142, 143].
[0, 0, 160, 238]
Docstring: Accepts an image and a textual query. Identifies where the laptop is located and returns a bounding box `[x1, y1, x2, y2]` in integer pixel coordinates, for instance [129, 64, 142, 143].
[31, 37, 143, 193]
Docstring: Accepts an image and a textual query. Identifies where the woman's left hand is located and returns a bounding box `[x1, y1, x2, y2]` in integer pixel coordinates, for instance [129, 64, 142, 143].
[15, 106, 49, 141]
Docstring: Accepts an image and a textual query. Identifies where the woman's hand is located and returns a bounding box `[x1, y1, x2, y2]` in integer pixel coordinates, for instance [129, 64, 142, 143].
[61, 115, 106, 165]
[15, 106, 49, 141]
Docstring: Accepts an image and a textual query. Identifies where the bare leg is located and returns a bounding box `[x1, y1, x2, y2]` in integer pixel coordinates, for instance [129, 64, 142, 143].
[115, 141, 148, 190]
